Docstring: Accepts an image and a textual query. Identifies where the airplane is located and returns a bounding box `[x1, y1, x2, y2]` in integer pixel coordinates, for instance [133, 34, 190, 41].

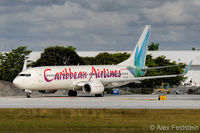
[13, 25, 192, 98]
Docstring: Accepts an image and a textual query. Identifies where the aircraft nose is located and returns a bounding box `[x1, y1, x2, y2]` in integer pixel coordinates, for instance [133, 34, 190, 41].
[13, 78, 22, 89]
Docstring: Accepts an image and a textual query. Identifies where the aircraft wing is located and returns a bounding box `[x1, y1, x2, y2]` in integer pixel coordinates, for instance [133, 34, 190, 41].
[101, 74, 182, 84]
[141, 65, 179, 70]
[102, 61, 192, 84]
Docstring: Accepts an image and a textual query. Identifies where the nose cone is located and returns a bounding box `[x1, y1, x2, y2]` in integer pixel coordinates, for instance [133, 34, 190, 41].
[13, 77, 23, 89]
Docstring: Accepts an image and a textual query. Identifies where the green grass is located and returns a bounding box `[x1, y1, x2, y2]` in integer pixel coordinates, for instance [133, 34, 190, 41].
[0, 109, 199, 133]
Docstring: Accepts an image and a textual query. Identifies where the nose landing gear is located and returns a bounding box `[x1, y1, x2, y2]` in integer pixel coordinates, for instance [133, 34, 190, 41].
[27, 93, 31, 98]
[24, 89, 32, 98]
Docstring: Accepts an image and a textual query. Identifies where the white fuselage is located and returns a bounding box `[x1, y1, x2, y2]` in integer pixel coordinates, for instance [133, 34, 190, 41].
[13, 65, 134, 91]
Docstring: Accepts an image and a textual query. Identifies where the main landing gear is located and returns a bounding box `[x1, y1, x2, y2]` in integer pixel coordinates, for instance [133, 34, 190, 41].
[24, 89, 32, 98]
[68, 90, 77, 97]
[95, 92, 104, 97]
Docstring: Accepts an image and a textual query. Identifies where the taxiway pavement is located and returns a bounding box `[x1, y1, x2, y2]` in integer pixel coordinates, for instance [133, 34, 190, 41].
[0, 95, 199, 109]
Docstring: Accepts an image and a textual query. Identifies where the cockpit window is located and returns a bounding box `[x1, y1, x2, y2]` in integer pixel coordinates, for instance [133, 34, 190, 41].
[19, 74, 31, 77]
[26, 74, 31, 77]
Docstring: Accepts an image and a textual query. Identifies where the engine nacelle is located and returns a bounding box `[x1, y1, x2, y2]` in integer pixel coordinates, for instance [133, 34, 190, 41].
[38, 90, 57, 94]
[83, 81, 104, 94]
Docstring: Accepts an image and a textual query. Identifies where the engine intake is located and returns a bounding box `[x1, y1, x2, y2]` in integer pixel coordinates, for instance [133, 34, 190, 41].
[83, 81, 104, 94]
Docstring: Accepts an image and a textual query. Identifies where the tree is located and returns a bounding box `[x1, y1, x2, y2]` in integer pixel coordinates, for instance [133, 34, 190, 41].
[0, 53, 4, 80]
[192, 47, 195, 51]
[82, 52, 130, 65]
[148, 42, 159, 51]
[31, 46, 84, 67]
[67, 46, 76, 51]
[81, 57, 96, 65]
[0, 46, 32, 81]
[0, 52, 3, 63]
[95, 52, 118, 65]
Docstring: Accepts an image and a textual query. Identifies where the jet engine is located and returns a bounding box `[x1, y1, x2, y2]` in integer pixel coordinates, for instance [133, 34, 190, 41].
[38, 90, 57, 94]
[83, 81, 104, 94]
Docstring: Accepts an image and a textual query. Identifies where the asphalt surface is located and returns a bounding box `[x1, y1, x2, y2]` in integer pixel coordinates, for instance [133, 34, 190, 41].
[0, 95, 200, 109]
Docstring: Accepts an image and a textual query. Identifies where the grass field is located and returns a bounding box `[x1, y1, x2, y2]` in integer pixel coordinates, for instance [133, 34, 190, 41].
[0, 109, 199, 133]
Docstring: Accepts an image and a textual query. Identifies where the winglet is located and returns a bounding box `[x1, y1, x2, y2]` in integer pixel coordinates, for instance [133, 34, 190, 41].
[184, 61, 192, 75]
[22, 57, 28, 71]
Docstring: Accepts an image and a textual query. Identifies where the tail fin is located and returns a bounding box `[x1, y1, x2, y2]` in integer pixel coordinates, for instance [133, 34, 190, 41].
[119, 25, 151, 67]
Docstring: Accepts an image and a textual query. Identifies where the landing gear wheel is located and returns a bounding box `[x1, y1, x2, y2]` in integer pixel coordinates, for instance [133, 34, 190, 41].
[24, 89, 32, 98]
[95, 92, 104, 97]
[73, 91, 77, 96]
[68, 90, 77, 97]
[27, 93, 31, 98]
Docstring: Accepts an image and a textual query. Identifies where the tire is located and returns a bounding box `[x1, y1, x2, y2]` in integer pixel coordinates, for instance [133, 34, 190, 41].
[95, 94, 100, 97]
[27, 93, 31, 98]
[72, 91, 77, 96]
[95, 92, 104, 97]
[68, 90, 77, 97]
